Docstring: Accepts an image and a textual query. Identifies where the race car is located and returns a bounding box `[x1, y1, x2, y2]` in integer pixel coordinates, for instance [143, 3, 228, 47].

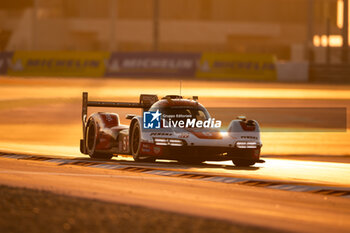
[80, 92, 264, 166]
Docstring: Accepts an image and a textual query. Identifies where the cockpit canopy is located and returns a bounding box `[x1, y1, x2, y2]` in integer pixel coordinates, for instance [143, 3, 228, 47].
[149, 99, 210, 121]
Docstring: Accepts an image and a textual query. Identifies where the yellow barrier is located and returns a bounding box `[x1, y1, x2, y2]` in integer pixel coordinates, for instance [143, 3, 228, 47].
[8, 51, 109, 77]
[196, 53, 277, 81]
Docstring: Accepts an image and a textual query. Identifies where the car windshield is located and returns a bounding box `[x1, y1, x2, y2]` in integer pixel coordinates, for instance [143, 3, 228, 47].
[157, 106, 210, 121]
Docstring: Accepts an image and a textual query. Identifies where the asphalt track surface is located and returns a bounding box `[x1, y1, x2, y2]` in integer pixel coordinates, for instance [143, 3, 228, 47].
[0, 153, 350, 233]
[0, 77, 350, 232]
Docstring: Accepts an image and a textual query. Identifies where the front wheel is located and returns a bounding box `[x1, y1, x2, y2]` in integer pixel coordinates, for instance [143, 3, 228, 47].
[130, 122, 156, 162]
[230, 148, 260, 167]
[232, 160, 256, 167]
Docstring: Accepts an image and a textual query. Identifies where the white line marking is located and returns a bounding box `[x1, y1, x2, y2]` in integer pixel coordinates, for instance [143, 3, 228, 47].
[2, 155, 29, 159]
[159, 171, 182, 176]
[88, 164, 126, 169]
[268, 185, 301, 191]
[86, 164, 105, 168]
[288, 186, 320, 192]
[90, 164, 116, 169]
[46, 159, 66, 163]
[144, 170, 182, 176]
[201, 176, 247, 183]
[57, 160, 78, 164]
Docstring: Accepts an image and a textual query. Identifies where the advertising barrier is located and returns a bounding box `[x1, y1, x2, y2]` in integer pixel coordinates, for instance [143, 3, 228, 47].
[196, 53, 277, 81]
[7, 51, 109, 77]
[105, 52, 200, 77]
[0, 51, 280, 81]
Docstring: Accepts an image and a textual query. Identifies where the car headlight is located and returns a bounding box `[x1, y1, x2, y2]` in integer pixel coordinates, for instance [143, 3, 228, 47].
[236, 141, 257, 149]
[154, 138, 183, 146]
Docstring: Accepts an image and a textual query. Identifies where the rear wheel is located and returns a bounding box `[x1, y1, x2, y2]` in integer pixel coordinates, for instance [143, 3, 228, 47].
[85, 120, 113, 160]
[130, 122, 141, 161]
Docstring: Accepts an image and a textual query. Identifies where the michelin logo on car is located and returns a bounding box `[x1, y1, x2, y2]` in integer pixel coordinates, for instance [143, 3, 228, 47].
[143, 110, 221, 129]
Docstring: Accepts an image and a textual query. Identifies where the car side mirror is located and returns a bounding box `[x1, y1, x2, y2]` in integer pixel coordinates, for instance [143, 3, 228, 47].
[126, 114, 136, 120]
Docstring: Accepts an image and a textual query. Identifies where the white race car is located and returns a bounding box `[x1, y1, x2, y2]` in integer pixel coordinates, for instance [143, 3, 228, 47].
[80, 92, 263, 166]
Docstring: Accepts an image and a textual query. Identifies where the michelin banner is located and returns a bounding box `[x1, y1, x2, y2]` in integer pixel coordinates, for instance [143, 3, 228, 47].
[7, 51, 109, 77]
[105, 52, 200, 77]
[0, 51, 277, 81]
[196, 53, 277, 81]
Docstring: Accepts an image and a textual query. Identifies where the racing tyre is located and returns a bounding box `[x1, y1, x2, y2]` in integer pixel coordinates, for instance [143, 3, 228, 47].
[85, 119, 113, 160]
[130, 122, 155, 162]
[232, 160, 256, 167]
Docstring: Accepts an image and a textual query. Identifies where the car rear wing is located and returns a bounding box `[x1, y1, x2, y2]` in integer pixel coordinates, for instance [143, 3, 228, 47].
[82, 92, 158, 131]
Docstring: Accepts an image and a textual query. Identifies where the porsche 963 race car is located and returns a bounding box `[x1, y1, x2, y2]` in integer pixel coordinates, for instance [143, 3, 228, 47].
[80, 92, 263, 166]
